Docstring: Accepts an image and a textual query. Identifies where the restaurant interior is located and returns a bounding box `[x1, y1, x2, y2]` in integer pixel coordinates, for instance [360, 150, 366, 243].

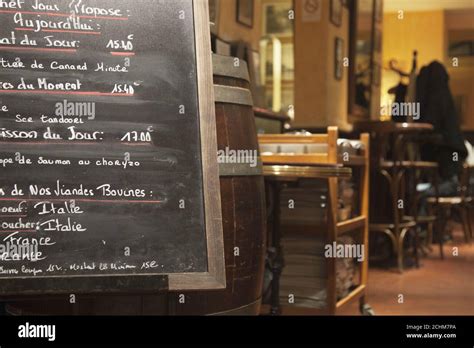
[208, 0, 474, 316]
[1, 0, 473, 319]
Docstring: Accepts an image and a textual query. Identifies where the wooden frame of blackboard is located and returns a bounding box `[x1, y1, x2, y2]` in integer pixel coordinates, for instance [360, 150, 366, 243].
[0, 0, 225, 297]
[167, 0, 226, 291]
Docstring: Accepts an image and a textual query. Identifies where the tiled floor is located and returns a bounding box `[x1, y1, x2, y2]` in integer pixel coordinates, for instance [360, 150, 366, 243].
[339, 227, 474, 316]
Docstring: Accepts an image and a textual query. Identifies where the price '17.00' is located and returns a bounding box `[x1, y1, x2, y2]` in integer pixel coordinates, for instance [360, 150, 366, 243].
[121, 131, 152, 143]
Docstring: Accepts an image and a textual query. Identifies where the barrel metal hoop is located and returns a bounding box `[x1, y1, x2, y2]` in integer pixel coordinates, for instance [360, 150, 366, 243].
[212, 54, 250, 81]
[219, 158, 263, 177]
[214, 85, 254, 106]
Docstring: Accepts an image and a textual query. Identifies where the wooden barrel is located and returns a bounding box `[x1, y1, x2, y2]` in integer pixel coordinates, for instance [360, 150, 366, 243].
[5, 54, 266, 316]
[170, 54, 266, 315]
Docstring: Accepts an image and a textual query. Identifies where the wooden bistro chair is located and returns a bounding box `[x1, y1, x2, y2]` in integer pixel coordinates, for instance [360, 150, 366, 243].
[427, 164, 473, 259]
[258, 127, 373, 315]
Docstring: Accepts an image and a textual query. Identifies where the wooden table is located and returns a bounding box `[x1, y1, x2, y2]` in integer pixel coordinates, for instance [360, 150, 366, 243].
[354, 121, 439, 272]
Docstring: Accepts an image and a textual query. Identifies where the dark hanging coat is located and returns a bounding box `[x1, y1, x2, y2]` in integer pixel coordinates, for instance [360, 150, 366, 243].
[416, 61, 467, 180]
[389, 82, 408, 123]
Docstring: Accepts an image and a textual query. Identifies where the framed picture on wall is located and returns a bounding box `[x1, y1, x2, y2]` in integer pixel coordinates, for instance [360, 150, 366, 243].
[247, 47, 266, 108]
[237, 0, 254, 28]
[263, 2, 294, 36]
[209, 0, 220, 34]
[335, 37, 344, 80]
[330, 0, 343, 27]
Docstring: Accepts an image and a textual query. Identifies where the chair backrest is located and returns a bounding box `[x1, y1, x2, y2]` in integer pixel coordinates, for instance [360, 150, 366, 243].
[258, 127, 339, 165]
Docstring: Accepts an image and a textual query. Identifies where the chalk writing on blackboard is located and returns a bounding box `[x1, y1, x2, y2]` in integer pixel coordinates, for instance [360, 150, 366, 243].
[0, 0, 224, 294]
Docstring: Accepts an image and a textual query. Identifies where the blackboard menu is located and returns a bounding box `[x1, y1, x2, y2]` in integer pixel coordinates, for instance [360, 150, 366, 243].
[0, 0, 224, 295]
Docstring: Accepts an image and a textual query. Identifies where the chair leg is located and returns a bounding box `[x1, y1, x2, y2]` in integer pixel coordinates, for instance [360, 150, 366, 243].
[437, 212, 446, 260]
[437, 219, 444, 259]
[394, 231, 403, 273]
[467, 206, 474, 241]
[439, 237, 444, 259]
[397, 229, 409, 273]
[426, 222, 434, 252]
[413, 227, 420, 268]
[439, 217, 448, 260]
[427, 204, 434, 251]
[465, 206, 473, 243]
[460, 207, 471, 244]
[397, 244, 404, 273]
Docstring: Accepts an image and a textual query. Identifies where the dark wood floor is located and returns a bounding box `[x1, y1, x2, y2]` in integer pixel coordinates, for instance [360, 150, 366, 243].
[339, 226, 474, 316]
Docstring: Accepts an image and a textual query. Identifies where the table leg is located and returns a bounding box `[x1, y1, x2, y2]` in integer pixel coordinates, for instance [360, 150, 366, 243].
[411, 168, 420, 269]
[269, 181, 284, 316]
[392, 167, 404, 273]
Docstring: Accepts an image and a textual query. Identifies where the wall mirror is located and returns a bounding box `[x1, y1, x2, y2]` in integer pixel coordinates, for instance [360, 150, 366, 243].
[348, 0, 375, 120]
